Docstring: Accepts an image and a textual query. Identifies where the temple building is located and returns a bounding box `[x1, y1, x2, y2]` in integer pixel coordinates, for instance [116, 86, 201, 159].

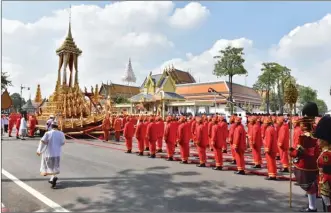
[113, 66, 262, 116]
[99, 83, 140, 100]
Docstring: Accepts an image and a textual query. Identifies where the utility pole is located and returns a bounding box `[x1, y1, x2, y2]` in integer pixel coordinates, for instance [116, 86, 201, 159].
[20, 84, 30, 112]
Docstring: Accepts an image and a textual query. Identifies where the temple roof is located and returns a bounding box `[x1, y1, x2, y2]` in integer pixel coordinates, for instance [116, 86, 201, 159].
[22, 99, 36, 110]
[56, 22, 82, 55]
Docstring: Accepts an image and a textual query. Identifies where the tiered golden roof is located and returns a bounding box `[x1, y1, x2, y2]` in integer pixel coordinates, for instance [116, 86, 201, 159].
[55, 22, 82, 55]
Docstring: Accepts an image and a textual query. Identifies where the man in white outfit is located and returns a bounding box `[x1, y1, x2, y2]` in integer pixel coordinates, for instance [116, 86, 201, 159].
[45, 115, 55, 131]
[37, 121, 65, 189]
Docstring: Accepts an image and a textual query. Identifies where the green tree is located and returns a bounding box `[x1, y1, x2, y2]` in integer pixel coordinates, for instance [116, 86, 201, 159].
[297, 85, 317, 111]
[254, 62, 279, 113]
[112, 96, 130, 104]
[315, 99, 328, 115]
[1, 71, 12, 91]
[274, 65, 291, 114]
[10, 93, 26, 112]
[213, 46, 247, 114]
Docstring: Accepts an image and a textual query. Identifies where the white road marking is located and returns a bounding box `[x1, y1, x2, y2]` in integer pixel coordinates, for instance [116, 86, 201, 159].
[2, 169, 70, 212]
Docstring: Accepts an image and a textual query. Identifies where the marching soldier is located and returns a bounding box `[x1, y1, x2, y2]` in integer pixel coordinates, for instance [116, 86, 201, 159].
[135, 116, 146, 156]
[102, 113, 111, 142]
[218, 116, 229, 153]
[156, 117, 165, 153]
[123, 117, 135, 153]
[314, 116, 331, 212]
[211, 117, 224, 170]
[196, 117, 209, 167]
[264, 116, 278, 180]
[146, 117, 158, 158]
[277, 116, 290, 173]
[177, 117, 190, 164]
[289, 102, 320, 212]
[164, 116, 177, 161]
[233, 117, 247, 175]
[251, 116, 262, 168]
[228, 115, 237, 164]
[114, 116, 122, 142]
[143, 118, 150, 151]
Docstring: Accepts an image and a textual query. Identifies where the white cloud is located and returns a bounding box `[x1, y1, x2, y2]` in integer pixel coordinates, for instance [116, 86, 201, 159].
[2, 2, 209, 99]
[2, 2, 331, 109]
[168, 2, 210, 29]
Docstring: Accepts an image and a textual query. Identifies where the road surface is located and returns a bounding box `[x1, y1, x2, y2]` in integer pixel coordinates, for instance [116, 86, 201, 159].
[1, 134, 322, 212]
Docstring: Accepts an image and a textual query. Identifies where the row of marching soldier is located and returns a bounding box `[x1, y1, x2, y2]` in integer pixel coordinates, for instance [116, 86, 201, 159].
[2, 113, 38, 139]
[102, 102, 331, 212]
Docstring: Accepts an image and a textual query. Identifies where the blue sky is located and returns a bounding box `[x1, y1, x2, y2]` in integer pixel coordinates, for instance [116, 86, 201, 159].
[3, 1, 331, 55]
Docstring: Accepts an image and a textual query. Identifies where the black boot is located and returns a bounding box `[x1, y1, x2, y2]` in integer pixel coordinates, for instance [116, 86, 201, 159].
[180, 161, 188, 164]
[276, 156, 280, 160]
[213, 166, 223, 171]
[145, 147, 150, 151]
[51, 177, 58, 189]
[125, 150, 132, 153]
[222, 150, 227, 154]
[300, 208, 317, 212]
[235, 170, 245, 175]
[265, 176, 277, 181]
[279, 168, 289, 173]
[252, 164, 262, 169]
[148, 154, 156, 158]
[231, 160, 236, 164]
[157, 149, 162, 153]
[137, 152, 144, 156]
[166, 157, 174, 161]
[196, 163, 206, 167]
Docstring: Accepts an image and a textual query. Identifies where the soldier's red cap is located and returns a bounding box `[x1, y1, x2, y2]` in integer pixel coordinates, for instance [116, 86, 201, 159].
[264, 117, 272, 124]
[235, 117, 242, 123]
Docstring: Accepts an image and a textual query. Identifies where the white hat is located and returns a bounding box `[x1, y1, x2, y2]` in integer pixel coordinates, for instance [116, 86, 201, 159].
[51, 121, 58, 126]
[50, 115, 54, 118]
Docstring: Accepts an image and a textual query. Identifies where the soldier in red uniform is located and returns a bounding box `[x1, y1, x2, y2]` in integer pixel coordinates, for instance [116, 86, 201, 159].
[250, 116, 262, 168]
[218, 116, 229, 153]
[277, 116, 290, 173]
[146, 117, 158, 158]
[123, 117, 135, 153]
[314, 116, 331, 212]
[8, 114, 14, 137]
[164, 116, 177, 161]
[196, 117, 209, 167]
[135, 116, 147, 156]
[177, 117, 190, 164]
[28, 115, 38, 137]
[211, 117, 224, 170]
[293, 116, 303, 148]
[191, 117, 197, 144]
[264, 116, 278, 180]
[114, 116, 122, 142]
[207, 117, 213, 151]
[228, 116, 237, 164]
[143, 118, 150, 151]
[102, 113, 111, 142]
[156, 117, 165, 153]
[289, 102, 320, 212]
[233, 117, 247, 175]
[15, 115, 21, 139]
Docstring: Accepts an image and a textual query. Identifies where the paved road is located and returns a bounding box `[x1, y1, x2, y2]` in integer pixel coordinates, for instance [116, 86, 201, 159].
[1, 134, 323, 212]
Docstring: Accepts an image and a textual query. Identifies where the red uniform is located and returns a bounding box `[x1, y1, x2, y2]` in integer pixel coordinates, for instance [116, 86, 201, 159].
[177, 121, 190, 162]
[275, 124, 281, 158]
[278, 123, 290, 169]
[191, 120, 197, 142]
[28, 116, 38, 137]
[196, 122, 209, 165]
[207, 121, 213, 149]
[146, 121, 158, 156]
[247, 122, 253, 149]
[211, 123, 224, 167]
[251, 122, 262, 166]
[102, 115, 111, 141]
[219, 120, 228, 152]
[114, 118, 122, 141]
[8, 115, 14, 137]
[164, 121, 177, 158]
[156, 120, 165, 151]
[15, 117, 21, 138]
[264, 125, 278, 178]
[317, 149, 331, 211]
[144, 120, 150, 149]
[135, 121, 147, 153]
[233, 123, 247, 171]
[123, 120, 135, 152]
[293, 125, 303, 148]
[229, 123, 236, 161]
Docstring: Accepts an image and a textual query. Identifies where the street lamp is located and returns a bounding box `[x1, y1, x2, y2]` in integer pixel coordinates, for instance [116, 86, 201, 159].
[20, 84, 30, 112]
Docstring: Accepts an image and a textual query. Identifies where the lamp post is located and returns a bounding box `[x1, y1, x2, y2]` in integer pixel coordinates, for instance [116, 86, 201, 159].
[20, 84, 30, 112]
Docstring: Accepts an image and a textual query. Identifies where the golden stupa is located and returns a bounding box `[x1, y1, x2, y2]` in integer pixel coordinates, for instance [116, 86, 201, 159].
[37, 15, 105, 133]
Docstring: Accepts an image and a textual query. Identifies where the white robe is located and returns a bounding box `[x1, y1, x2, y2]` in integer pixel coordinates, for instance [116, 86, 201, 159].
[37, 129, 65, 176]
[19, 118, 27, 136]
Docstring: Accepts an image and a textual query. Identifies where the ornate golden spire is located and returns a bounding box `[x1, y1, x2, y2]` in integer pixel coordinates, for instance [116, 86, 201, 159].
[56, 5, 82, 55]
[34, 84, 42, 103]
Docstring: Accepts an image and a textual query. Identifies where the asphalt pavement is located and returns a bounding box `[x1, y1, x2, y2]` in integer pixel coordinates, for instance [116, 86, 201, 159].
[1, 133, 323, 212]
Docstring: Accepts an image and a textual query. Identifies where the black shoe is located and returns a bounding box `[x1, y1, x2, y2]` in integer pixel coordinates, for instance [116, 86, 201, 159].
[16, 136, 19, 139]
[222, 150, 227, 154]
[166, 157, 174, 161]
[252, 164, 262, 169]
[137, 152, 143, 156]
[51, 177, 58, 188]
[213, 166, 223, 170]
[300, 208, 317, 212]
[276, 156, 280, 160]
[180, 161, 188, 164]
[196, 163, 206, 167]
[21, 138, 26, 140]
[265, 176, 277, 181]
[235, 170, 245, 175]
[279, 168, 289, 173]
[231, 160, 236, 164]
[8, 135, 12, 137]
[148, 154, 156, 158]
[125, 150, 132, 153]
[145, 147, 150, 151]
[157, 149, 162, 153]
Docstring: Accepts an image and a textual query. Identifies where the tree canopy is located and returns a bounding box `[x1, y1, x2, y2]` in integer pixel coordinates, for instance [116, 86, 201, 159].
[10, 93, 26, 112]
[213, 46, 247, 113]
[1, 71, 12, 91]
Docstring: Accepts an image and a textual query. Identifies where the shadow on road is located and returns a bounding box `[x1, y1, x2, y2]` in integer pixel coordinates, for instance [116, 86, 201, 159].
[58, 167, 306, 212]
